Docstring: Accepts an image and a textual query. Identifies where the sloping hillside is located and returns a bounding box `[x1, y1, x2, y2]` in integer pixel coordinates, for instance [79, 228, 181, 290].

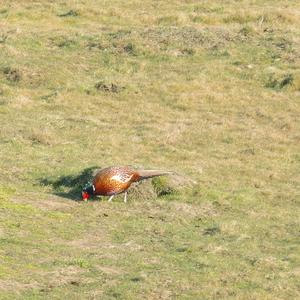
[0, 1, 299, 299]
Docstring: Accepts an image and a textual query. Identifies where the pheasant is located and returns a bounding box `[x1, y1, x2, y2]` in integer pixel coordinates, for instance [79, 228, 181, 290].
[81, 166, 171, 202]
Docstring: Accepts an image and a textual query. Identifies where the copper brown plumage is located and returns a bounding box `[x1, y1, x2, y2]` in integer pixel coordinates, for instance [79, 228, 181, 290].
[81, 166, 171, 202]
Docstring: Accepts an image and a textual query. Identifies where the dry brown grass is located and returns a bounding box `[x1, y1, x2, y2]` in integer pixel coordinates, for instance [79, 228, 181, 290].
[0, 0, 299, 298]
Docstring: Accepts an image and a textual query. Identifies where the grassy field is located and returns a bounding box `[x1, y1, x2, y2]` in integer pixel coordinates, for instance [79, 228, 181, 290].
[0, 0, 300, 299]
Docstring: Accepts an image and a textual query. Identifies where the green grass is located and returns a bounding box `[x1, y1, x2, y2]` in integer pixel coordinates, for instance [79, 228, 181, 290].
[0, 0, 300, 298]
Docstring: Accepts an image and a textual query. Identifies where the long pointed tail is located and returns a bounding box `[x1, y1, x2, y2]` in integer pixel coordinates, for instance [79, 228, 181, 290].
[137, 169, 172, 181]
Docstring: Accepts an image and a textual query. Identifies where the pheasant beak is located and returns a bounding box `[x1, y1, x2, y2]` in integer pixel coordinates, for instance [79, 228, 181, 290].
[82, 191, 90, 201]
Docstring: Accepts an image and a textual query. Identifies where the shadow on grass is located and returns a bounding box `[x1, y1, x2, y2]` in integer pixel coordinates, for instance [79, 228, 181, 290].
[39, 166, 100, 201]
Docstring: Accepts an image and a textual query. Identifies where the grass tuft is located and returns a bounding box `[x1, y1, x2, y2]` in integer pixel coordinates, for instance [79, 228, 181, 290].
[152, 176, 177, 197]
[94, 81, 124, 93]
[265, 73, 294, 90]
[2, 67, 21, 82]
[57, 10, 79, 18]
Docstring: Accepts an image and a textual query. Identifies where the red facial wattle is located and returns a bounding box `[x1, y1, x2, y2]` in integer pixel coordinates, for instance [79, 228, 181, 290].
[82, 192, 90, 201]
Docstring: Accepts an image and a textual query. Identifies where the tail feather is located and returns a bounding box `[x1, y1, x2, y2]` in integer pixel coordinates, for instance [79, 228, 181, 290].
[137, 169, 172, 181]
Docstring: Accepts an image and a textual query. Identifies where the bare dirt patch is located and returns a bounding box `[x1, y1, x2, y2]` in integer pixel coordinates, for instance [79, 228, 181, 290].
[67, 230, 108, 250]
[39, 266, 88, 292]
[173, 202, 218, 218]
[11, 193, 77, 211]
[0, 279, 38, 292]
